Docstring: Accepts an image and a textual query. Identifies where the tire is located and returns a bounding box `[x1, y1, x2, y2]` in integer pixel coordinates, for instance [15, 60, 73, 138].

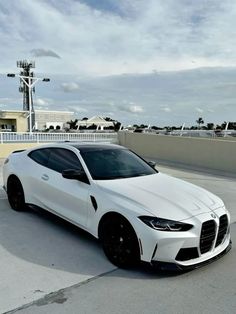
[7, 176, 27, 212]
[100, 215, 140, 268]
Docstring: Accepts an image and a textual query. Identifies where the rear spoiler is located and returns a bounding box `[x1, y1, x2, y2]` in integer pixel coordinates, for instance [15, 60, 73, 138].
[12, 149, 26, 154]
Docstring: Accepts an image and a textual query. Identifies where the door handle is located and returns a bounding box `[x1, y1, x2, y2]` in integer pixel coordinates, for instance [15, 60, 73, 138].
[41, 174, 49, 181]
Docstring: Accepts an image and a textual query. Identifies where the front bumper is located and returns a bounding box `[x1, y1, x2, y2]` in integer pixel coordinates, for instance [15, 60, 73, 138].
[135, 208, 231, 269]
[151, 240, 232, 271]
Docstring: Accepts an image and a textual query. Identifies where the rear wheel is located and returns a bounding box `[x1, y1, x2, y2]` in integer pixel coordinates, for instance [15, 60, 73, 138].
[100, 215, 140, 268]
[7, 176, 27, 211]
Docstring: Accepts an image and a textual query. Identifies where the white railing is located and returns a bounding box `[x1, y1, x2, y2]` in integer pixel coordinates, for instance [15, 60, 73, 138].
[156, 130, 236, 138]
[0, 132, 118, 144]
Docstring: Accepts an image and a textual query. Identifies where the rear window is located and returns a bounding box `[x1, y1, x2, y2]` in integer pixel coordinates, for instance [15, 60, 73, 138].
[28, 148, 83, 174]
[47, 148, 82, 173]
[28, 149, 50, 167]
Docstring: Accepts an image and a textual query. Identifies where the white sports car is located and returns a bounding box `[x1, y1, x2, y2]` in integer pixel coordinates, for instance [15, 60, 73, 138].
[2, 143, 231, 270]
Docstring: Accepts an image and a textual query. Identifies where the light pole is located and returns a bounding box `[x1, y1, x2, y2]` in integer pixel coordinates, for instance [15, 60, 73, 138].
[7, 73, 50, 133]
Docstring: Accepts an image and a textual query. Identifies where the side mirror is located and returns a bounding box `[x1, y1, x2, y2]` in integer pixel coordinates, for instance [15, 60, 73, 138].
[147, 161, 156, 168]
[62, 169, 89, 184]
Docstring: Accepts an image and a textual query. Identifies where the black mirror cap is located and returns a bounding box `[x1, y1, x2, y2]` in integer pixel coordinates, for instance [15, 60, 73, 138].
[62, 169, 90, 184]
[148, 161, 157, 168]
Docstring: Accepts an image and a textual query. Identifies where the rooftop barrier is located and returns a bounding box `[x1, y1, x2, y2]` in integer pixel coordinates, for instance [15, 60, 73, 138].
[118, 131, 236, 175]
[0, 131, 118, 144]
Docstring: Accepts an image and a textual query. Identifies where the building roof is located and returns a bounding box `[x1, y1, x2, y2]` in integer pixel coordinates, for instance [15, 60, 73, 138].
[0, 109, 74, 114]
[35, 110, 74, 114]
[0, 110, 27, 113]
[77, 116, 114, 126]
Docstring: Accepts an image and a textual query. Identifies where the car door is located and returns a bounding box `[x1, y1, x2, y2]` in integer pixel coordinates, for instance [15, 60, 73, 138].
[28, 147, 91, 227]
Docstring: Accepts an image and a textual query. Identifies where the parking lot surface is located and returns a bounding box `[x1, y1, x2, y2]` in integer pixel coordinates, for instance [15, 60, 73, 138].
[0, 159, 235, 314]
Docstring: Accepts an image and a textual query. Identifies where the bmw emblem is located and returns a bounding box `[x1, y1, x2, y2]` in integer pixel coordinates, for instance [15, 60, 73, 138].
[211, 213, 217, 219]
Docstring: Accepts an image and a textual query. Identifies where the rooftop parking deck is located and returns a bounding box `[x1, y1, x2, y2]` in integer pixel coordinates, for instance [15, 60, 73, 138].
[0, 158, 235, 314]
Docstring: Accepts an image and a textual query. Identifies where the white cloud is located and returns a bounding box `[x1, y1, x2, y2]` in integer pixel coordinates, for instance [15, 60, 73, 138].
[196, 107, 204, 113]
[61, 82, 80, 92]
[1, 1, 236, 126]
[66, 105, 88, 113]
[34, 98, 49, 106]
[129, 105, 144, 113]
[31, 48, 61, 58]
[2, 0, 236, 75]
[118, 103, 144, 113]
[161, 107, 171, 113]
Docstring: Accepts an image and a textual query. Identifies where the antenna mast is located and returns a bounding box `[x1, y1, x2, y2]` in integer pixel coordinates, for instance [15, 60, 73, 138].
[17, 60, 36, 130]
[17, 60, 35, 110]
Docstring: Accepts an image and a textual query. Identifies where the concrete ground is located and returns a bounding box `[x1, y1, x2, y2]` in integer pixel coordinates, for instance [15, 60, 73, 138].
[0, 159, 235, 314]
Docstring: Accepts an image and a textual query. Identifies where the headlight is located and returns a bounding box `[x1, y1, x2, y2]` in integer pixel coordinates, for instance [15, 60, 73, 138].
[139, 216, 193, 231]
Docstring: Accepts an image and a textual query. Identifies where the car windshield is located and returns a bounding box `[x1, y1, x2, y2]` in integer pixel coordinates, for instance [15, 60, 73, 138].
[80, 148, 157, 180]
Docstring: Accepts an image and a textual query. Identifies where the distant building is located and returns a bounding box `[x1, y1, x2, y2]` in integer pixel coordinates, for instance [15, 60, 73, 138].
[34, 110, 74, 130]
[0, 110, 28, 132]
[0, 109, 74, 132]
[77, 116, 114, 130]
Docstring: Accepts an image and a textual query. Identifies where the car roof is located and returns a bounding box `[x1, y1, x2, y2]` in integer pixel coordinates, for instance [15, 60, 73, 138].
[69, 142, 124, 153]
[23, 142, 125, 155]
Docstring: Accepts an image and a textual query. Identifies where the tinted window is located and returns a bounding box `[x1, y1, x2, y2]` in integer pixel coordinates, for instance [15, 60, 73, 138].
[80, 148, 157, 180]
[47, 148, 83, 173]
[28, 149, 50, 166]
[29, 148, 83, 174]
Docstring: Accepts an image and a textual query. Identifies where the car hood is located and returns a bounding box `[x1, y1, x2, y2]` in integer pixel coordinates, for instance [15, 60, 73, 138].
[96, 173, 224, 221]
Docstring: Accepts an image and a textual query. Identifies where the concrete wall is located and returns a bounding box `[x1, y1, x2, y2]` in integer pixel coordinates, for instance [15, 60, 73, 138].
[0, 111, 28, 132]
[118, 132, 236, 175]
[1, 133, 236, 175]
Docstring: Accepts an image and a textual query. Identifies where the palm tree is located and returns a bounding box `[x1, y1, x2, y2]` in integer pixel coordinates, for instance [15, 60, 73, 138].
[67, 119, 78, 130]
[196, 117, 204, 129]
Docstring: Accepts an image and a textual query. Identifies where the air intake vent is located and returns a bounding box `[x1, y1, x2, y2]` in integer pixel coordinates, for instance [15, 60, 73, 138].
[215, 214, 228, 247]
[200, 220, 216, 254]
[176, 247, 199, 261]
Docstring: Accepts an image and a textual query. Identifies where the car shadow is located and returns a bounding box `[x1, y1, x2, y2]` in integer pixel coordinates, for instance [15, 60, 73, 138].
[0, 196, 186, 280]
[32, 206, 188, 279]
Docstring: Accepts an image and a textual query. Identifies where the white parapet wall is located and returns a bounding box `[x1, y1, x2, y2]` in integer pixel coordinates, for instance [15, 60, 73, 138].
[118, 132, 236, 175]
[0, 132, 118, 158]
[0, 143, 41, 158]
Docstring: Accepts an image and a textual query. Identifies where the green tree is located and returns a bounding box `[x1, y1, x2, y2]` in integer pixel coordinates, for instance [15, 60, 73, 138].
[67, 119, 78, 130]
[206, 123, 214, 130]
[104, 117, 113, 121]
[196, 117, 204, 129]
[113, 121, 121, 131]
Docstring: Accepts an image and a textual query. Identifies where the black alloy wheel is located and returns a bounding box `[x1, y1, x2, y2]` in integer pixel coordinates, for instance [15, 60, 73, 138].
[7, 177, 26, 211]
[100, 215, 140, 268]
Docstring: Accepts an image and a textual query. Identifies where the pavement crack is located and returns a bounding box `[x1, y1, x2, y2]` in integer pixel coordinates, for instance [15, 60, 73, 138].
[3, 268, 117, 314]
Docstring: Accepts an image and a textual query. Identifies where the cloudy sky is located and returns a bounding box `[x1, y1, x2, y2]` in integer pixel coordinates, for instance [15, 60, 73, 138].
[1, 0, 236, 126]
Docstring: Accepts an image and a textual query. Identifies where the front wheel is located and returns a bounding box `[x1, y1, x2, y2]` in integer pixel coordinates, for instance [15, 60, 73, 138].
[100, 215, 140, 268]
[7, 176, 27, 212]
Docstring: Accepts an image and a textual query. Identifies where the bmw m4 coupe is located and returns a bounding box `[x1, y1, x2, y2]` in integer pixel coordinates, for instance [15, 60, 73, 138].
[2, 143, 231, 270]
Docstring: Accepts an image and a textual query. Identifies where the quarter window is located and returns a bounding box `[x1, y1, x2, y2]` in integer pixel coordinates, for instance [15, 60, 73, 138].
[47, 148, 83, 173]
[28, 148, 51, 167]
[29, 148, 83, 174]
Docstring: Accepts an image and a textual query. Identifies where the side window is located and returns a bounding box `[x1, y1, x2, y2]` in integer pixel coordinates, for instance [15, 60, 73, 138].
[47, 148, 83, 173]
[28, 149, 50, 167]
